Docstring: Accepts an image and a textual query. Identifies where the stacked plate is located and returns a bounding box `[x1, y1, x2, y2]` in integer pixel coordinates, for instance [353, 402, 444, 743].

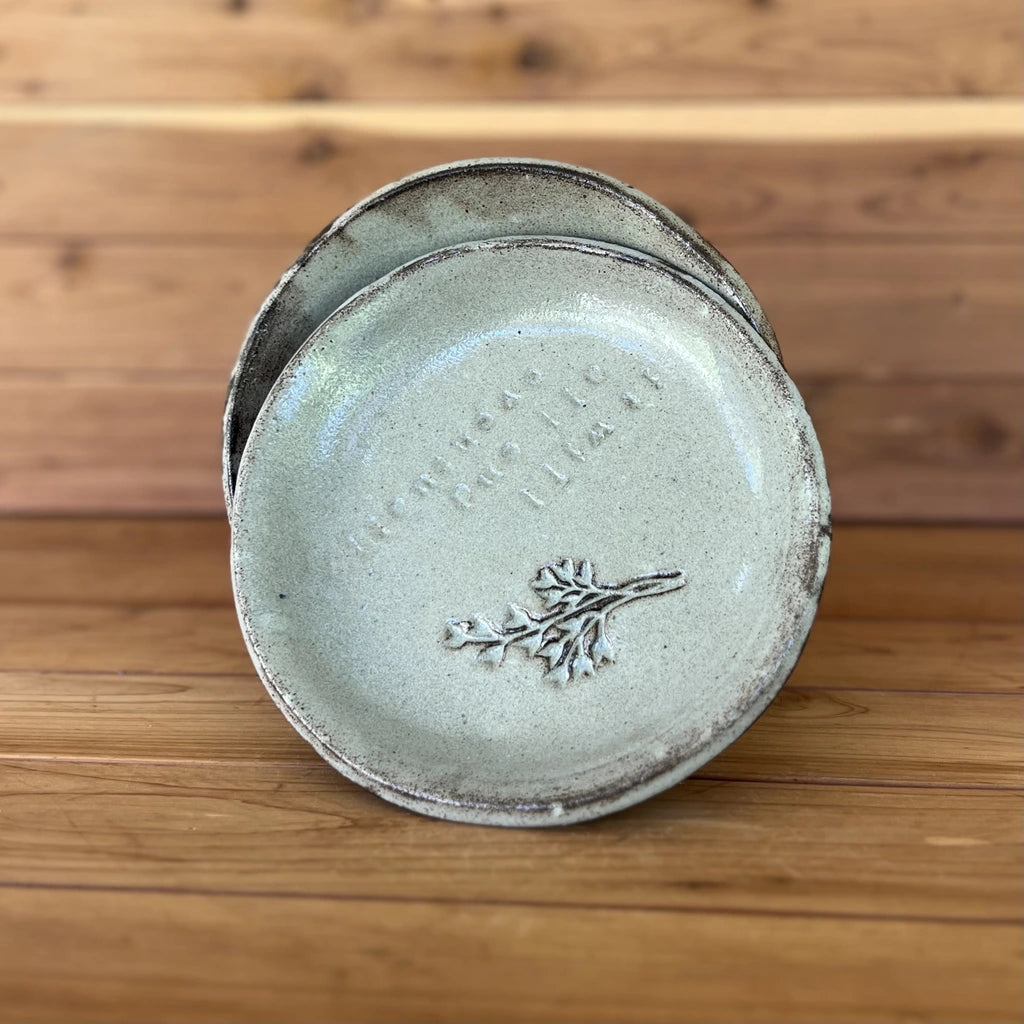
[224, 159, 830, 827]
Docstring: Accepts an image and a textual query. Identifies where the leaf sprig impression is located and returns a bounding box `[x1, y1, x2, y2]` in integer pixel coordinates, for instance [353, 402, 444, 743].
[444, 559, 687, 685]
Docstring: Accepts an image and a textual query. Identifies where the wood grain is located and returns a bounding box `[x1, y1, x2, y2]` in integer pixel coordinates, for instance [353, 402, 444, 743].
[0, 518, 235, 608]
[821, 525, 1023, 621]
[802, 378, 1023, 521]
[795, 620, 1023, 694]
[1, 374, 1019, 518]
[0, 517, 1018, 1021]
[707, 688, 1022, 788]
[1, 666, 1018, 787]
[5, 519, 1019, 621]
[0, 374, 223, 513]
[0, 761, 1018, 921]
[3, 239, 1020, 378]
[1, 0, 1021, 1013]
[740, 241, 1024, 378]
[0, 605, 251, 674]
[1, 126, 1019, 244]
[2, 0, 1020, 101]
[0, 123, 1017, 518]
[0, 888, 1019, 1024]
[3, 100, 1018, 142]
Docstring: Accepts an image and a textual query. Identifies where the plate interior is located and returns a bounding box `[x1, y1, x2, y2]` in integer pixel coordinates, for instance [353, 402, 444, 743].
[231, 238, 828, 824]
[224, 159, 777, 504]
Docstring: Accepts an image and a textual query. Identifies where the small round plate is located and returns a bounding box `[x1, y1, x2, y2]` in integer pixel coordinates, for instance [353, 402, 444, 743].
[231, 237, 829, 827]
[223, 158, 778, 507]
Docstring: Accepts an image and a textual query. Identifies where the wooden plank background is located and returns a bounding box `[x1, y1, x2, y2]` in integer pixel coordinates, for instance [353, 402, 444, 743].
[2, 0, 1020, 101]
[0, 0, 1020, 518]
[0, 4, 1022, 1022]
[1, 520, 1021, 1023]
[0, 122, 1020, 516]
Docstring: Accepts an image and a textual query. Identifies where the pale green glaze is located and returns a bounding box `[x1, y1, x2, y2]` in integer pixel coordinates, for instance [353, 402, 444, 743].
[223, 158, 778, 509]
[231, 237, 829, 827]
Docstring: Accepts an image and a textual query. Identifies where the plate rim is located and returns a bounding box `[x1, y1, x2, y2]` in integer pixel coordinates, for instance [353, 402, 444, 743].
[222, 156, 779, 510]
[231, 234, 830, 828]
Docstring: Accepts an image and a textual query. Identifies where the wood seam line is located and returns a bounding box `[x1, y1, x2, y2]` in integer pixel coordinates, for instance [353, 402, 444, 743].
[0, 879, 1020, 927]
[0, 762, 1015, 794]
[0, 756, 1020, 790]
[0, 99, 1018, 141]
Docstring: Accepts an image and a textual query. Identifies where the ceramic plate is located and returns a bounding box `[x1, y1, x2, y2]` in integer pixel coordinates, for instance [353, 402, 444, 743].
[223, 158, 778, 507]
[231, 237, 829, 827]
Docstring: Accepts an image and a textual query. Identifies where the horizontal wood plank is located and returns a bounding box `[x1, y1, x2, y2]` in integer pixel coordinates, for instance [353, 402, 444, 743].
[0, 667, 1018, 787]
[2, 0, 1020, 101]
[4, 520, 1019, 621]
[707, 688, 1022, 788]
[2, 374, 1019, 518]
[743, 241, 1024, 378]
[2, 127, 1018, 518]
[0, 518, 235, 608]
[0, 888, 1018, 1024]
[0, 241, 282, 374]
[822, 525, 1023, 621]
[0, 605, 251, 675]
[0, 761, 1019, 921]
[2, 100, 1020, 142]
[0, 515, 1017, 1022]
[3, 239, 1020, 378]
[1, 602, 1019, 692]
[0, 375, 224, 513]
[1, 127, 1019, 244]
[793, 620, 1022, 694]
[801, 378, 1023, 521]
[3, 0, 1021, 1011]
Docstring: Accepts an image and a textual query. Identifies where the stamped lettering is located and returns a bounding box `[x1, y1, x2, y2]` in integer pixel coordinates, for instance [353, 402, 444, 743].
[344, 363, 663, 553]
[541, 463, 569, 486]
[478, 465, 504, 487]
[588, 421, 615, 446]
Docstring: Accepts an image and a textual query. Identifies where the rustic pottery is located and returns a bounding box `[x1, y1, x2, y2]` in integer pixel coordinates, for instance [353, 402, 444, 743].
[227, 203, 830, 827]
[222, 158, 779, 509]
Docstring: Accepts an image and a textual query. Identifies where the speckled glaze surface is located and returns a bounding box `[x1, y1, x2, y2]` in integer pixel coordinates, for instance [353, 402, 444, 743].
[223, 158, 779, 508]
[231, 236, 830, 827]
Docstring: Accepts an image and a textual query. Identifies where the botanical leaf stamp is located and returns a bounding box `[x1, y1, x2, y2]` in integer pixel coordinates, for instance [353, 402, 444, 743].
[444, 559, 686, 685]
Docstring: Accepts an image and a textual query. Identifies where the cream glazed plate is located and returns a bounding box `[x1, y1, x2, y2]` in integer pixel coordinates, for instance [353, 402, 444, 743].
[231, 237, 830, 827]
[222, 157, 779, 507]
